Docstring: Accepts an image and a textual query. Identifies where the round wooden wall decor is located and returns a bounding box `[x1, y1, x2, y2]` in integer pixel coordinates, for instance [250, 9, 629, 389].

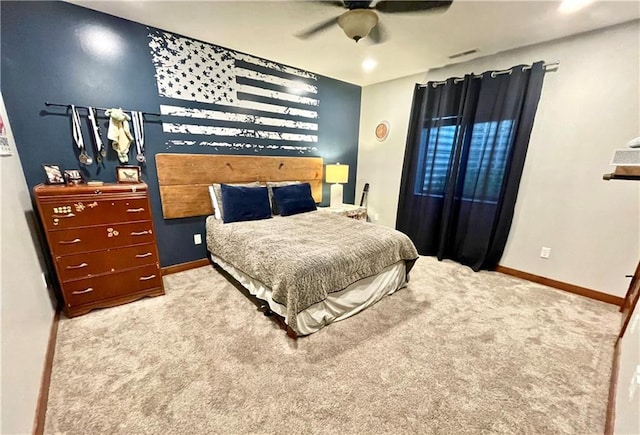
[375, 121, 390, 142]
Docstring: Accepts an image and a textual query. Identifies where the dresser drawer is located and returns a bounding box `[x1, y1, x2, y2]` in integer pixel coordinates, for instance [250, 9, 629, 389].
[40, 198, 150, 230]
[48, 221, 155, 255]
[56, 243, 159, 282]
[62, 264, 162, 307]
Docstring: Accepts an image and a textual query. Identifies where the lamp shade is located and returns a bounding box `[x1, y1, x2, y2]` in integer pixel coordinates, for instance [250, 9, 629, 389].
[325, 164, 349, 184]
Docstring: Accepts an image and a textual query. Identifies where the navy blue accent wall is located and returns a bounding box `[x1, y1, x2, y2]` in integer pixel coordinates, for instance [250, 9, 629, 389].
[1, 1, 361, 267]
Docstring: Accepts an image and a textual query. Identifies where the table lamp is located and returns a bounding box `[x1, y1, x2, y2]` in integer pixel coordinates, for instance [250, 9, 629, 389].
[325, 163, 349, 208]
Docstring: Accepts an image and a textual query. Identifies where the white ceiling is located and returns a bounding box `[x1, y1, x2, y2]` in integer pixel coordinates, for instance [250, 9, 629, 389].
[69, 0, 639, 86]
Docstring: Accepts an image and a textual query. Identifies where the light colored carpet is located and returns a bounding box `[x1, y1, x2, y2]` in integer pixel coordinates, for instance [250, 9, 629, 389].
[45, 256, 619, 434]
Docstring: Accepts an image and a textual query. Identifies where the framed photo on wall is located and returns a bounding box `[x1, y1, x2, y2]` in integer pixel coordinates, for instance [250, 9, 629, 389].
[42, 164, 64, 185]
[116, 165, 141, 183]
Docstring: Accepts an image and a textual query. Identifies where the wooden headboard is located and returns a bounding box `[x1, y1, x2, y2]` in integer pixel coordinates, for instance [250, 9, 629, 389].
[155, 153, 324, 219]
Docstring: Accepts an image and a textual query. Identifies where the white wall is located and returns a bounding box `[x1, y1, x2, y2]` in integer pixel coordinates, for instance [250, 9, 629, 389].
[0, 95, 56, 434]
[356, 70, 426, 227]
[615, 301, 640, 435]
[357, 20, 640, 297]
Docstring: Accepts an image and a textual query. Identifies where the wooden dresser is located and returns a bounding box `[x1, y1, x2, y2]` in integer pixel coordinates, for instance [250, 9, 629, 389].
[33, 183, 164, 317]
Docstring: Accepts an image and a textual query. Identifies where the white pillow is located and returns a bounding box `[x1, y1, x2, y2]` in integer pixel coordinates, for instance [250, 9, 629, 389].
[208, 185, 221, 219]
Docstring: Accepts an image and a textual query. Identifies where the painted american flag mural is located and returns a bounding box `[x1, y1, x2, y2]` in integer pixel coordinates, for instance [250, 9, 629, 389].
[148, 30, 319, 154]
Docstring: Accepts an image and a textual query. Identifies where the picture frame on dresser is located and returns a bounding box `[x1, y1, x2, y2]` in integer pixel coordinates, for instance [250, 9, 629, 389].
[116, 165, 141, 183]
[42, 164, 64, 185]
[63, 169, 85, 186]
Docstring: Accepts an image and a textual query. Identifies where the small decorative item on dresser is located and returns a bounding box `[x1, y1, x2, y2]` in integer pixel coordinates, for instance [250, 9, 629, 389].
[42, 164, 65, 185]
[63, 169, 85, 185]
[116, 165, 141, 183]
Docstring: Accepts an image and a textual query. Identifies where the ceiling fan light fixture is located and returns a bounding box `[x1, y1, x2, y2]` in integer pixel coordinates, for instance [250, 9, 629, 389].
[337, 9, 379, 42]
[362, 58, 377, 71]
[558, 0, 595, 13]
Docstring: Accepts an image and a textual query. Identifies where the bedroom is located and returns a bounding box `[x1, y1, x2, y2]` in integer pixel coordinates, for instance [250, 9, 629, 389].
[1, 0, 639, 434]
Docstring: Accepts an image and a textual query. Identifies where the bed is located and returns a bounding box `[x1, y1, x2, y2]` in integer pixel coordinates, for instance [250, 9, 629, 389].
[156, 153, 419, 338]
[206, 211, 417, 337]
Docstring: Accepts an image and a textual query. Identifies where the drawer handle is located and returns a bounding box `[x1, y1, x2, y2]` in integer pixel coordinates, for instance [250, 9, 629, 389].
[59, 238, 81, 245]
[131, 230, 151, 236]
[139, 274, 156, 281]
[127, 208, 145, 213]
[72, 287, 94, 295]
[135, 252, 153, 258]
[52, 213, 76, 218]
[65, 262, 88, 270]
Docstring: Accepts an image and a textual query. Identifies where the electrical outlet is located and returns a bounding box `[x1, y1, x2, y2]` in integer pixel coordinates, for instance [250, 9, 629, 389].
[193, 234, 202, 245]
[540, 247, 551, 259]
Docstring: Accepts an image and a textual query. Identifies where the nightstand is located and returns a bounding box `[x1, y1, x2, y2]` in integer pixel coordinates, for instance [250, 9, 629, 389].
[317, 204, 367, 221]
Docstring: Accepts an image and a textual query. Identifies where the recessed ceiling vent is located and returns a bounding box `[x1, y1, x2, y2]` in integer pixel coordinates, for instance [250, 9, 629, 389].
[449, 49, 479, 59]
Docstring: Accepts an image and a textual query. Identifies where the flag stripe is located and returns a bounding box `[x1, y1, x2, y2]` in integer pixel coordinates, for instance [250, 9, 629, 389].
[234, 59, 318, 86]
[159, 96, 318, 121]
[235, 67, 317, 94]
[160, 105, 318, 131]
[163, 123, 318, 142]
[167, 139, 317, 154]
[236, 92, 318, 113]
[233, 53, 317, 81]
[237, 84, 319, 106]
[236, 76, 312, 98]
[163, 115, 316, 136]
[234, 99, 318, 119]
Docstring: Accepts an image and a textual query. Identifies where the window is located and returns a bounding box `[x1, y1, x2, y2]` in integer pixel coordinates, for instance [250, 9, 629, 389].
[414, 119, 514, 202]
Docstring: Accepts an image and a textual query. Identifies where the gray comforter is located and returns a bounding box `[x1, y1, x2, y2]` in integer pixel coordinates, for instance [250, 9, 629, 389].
[206, 211, 418, 333]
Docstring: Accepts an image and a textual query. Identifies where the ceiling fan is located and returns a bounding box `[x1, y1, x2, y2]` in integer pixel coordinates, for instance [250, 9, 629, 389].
[296, 1, 453, 44]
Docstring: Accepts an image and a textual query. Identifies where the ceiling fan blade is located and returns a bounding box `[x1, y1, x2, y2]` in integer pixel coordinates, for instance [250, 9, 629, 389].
[295, 16, 340, 39]
[343, 1, 374, 10]
[317, 1, 347, 8]
[375, 0, 453, 13]
[368, 22, 388, 44]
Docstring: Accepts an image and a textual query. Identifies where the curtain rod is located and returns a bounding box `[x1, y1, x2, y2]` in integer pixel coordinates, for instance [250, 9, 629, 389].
[44, 102, 162, 117]
[420, 61, 560, 88]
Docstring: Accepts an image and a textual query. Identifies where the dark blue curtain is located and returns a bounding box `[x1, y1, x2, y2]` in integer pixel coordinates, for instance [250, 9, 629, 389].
[396, 62, 545, 271]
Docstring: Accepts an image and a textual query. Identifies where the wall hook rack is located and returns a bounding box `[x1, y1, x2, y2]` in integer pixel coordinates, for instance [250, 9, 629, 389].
[44, 102, 163, 118]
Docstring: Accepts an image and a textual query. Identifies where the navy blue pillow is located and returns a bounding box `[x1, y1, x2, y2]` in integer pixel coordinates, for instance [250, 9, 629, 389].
[220, 184, 272, 223]
[272, 183, 317, 217]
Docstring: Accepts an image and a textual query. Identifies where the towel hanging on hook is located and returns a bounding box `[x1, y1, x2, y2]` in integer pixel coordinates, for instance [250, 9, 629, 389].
[105, 108, 133, 163]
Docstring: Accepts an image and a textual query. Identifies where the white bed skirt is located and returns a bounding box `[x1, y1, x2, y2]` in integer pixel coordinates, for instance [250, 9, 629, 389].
[210, 254, 408, 336]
